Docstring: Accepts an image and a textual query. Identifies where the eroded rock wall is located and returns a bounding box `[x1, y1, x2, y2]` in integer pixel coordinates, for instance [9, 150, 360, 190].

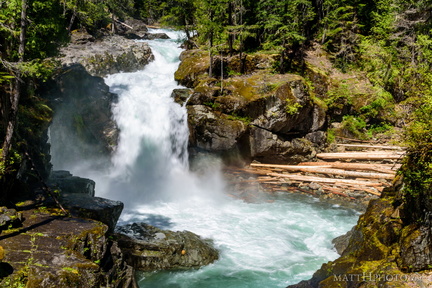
[287, 174, 432, 288]
[175, 50, 327, 164]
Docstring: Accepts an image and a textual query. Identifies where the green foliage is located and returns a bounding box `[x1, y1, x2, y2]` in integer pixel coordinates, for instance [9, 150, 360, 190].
[203, 101, 220, 110]
[0, 0, 69, 60]
[0, 72, 14, 84]
[16, 59, 60, 81]
[285, 99, 302, 115]
[257, 0, 314, 50]
[340, 115, 367, 139]
[327, 128, 336, 143]
[320, 2, 361, 70]
[0, 149, 22, 177]
[226, 113, 251, 124]
[359, 88, 394, 119]
[366, 122, 393, 138]
[325, 82, 352, 111]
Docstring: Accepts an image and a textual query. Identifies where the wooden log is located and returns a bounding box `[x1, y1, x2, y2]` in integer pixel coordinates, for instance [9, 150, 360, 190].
[336, 144, 405, 150]
[316, 152, 405, 160]
[251, 163, 332, 169]
[114, 19, 133, 29]
[299, 162, 401, 172]
[299, 162, 400, 168]
[267, 173, 384, 187]
[250, 163, 395, 179]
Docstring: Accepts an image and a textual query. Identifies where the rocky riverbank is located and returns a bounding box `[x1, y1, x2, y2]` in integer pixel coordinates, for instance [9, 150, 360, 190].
[0, 171, 219, 287]
[0, 20, 220, 287]
[287, 176, 432, 287]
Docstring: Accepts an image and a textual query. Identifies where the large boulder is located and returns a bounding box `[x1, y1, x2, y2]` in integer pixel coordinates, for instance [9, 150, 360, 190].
[0, 205, 136, 287]
[249, 127, 319, 164]
[60, 34, 154, 77]
[188, 105, 248, 152]
[182, 61, 327, 163]
[115, 223, 219, 271]
[60, 193, 124, 234]
[48, 170, 95, 196]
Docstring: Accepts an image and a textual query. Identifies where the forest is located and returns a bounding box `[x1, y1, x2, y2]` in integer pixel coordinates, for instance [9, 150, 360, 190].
[1, 0, 432, 201]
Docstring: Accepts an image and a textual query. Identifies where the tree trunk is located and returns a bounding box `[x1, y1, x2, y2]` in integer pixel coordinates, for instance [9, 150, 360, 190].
[316, 152, 405, 160]
[250, 163, 395, 179]
[1, 0, 27, 161]
[67, 9, 77, 33]
[228, 1, 234, 56]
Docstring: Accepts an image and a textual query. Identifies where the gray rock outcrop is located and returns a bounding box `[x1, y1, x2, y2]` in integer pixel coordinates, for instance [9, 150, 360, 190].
[115, 223, 219, 271]
[0, 203, 136, 287]
[60, 33, 154, 77]
[178, 53, 327, 163]
[61, 193, 124, 234]
[48, 170, 95, 196]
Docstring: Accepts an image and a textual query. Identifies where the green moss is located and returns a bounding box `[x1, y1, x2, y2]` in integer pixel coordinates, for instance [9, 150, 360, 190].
[174, 50, 209, 83]
[226, 113, 252, 124]
[326, 128, 336, 143]
[285, 99, 303, 115]
[224, 76, 260, 101]
[325, 82, 353, 111]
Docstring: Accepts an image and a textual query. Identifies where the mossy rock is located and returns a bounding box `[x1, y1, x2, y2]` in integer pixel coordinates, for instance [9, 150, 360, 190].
[175, 50, 210, 87]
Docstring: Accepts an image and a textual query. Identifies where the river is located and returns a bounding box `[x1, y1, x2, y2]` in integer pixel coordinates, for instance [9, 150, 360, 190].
[55, 29, 359, 287]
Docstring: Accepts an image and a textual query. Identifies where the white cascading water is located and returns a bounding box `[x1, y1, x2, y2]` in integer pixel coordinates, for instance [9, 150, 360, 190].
[58, 29, 360, 287]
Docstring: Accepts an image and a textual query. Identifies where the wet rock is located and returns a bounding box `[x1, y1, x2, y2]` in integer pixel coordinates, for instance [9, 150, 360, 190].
[175, 50, 210, 87]
[48, 170, 95, 196]
[117, 18, 149, 39]
[0, 207, 23, 230]
[249, 127, 316, 164]
[171, 88, 193, 105]
[399, 225, 432, 272]
[60, 35, 154, 77]
[178, 51, 328, 163]
[251, 78, 314, 134]
[141, 32, 170, 40]
[0, 207, 136, 287]
[45, 64, 119, 168]
[115, 223, 219, 271]
[60, 194, 123, 233]
[188, 105, 248, 152]
[332, 227, 354, 255]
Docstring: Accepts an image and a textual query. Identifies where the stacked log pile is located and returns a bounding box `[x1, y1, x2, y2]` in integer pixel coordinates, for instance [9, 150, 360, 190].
[225, 143, 404, 207]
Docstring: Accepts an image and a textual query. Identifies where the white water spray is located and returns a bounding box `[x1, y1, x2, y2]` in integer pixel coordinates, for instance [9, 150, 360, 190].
[52, 29, 360, 287]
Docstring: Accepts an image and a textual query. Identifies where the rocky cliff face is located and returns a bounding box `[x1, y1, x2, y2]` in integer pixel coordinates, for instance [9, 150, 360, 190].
[60, 31, 154, 77]
[287, 169, 432, 287]
[175, 50, 327, 164]
[0, 202, 135, 288]
[43, 64, 119, 170]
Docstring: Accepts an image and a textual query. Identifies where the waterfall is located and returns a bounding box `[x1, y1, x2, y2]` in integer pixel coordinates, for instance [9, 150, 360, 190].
[51, 29, 359, 287]
[101, 32, 195, 205]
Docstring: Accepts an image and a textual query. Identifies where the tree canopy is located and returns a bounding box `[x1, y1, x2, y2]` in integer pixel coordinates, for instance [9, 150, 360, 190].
[1, 0, 432, 201]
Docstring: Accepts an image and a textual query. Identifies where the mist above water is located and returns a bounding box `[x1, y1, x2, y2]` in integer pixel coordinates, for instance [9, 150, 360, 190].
[50, 29, 359, 287]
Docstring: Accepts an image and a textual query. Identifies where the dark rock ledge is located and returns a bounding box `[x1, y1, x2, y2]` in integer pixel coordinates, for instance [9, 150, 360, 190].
[0, 173, 219, 287]
[115, 223, 219, 271]
[59, 32, 154, 78]
[287, 177, 432, 288]
[0, 203, 136, 288]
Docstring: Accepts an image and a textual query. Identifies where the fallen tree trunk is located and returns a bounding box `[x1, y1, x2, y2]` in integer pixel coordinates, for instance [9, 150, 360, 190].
[299, 162, 401, 172]
[267, 173, 384, 187]
[316, 152, 405, 160]
[250, 163, 395, 179]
